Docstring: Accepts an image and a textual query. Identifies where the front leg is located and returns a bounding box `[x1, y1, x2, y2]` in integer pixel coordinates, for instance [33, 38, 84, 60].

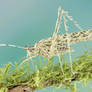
[20, 55, 36, 65]
[20, 47, 37, 65]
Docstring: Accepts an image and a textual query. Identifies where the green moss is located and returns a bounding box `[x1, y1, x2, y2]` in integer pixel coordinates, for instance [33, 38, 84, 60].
[0, 50, 92, 92]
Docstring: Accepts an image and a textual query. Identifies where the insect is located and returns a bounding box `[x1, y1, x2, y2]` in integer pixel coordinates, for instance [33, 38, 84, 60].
[0, 7, 92, 65]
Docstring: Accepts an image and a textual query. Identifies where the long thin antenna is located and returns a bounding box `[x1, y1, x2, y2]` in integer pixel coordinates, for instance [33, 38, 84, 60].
[0, 44, 25, 49]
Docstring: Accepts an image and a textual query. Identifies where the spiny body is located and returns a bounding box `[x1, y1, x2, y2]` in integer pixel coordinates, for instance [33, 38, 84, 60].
[27, 29, 92, 58]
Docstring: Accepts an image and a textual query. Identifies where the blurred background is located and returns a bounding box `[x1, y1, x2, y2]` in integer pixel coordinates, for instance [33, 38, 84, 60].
[0, 0, 92, 92]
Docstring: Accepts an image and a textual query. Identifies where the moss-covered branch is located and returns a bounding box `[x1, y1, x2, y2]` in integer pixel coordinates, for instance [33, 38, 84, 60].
[0, 50, 92, 92]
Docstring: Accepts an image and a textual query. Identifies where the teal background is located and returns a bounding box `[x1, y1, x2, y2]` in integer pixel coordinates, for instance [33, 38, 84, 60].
[0, 0, 92, 92]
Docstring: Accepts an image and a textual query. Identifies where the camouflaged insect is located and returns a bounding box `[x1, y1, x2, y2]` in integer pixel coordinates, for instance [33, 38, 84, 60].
[24, 8, 92, 59]
[0, 8, 92, 60]
[25, 29, 92, 58]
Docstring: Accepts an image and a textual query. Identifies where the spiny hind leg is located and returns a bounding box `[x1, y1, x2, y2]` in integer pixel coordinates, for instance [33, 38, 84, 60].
[50, 7, 63, 54]
[50, 7, 65, 54]
[53, 7, 62, 37]
[49, 8, 65, 74]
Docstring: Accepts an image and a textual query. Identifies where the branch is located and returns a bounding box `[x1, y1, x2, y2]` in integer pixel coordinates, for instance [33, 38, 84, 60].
[8, 70, 92, 92]
[8, 85, 35, 92]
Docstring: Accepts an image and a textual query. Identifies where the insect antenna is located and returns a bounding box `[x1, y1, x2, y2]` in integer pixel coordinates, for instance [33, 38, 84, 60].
[0, 44, 25, 49]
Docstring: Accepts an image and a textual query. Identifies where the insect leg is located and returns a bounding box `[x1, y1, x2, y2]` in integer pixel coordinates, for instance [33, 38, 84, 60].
[20, 55, 36, 65]
[50, 7, 63, 54]
[62, 10, 74, 74]
[53, 7, 62, 37]
[58, 54, 64, 75]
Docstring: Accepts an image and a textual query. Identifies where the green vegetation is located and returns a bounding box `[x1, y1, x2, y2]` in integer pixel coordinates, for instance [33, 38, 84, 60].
[0, 49, 92, 92]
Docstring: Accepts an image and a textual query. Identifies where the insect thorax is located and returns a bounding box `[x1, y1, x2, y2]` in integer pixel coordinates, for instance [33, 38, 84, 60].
[30, 36, 70, 58]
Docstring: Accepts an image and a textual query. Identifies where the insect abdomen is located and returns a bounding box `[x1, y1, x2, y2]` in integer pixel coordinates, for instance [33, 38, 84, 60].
[69, 29, 92, 44]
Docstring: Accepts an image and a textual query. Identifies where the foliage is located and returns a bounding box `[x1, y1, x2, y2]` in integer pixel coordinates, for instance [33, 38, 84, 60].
[0, 50, 92, 92]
